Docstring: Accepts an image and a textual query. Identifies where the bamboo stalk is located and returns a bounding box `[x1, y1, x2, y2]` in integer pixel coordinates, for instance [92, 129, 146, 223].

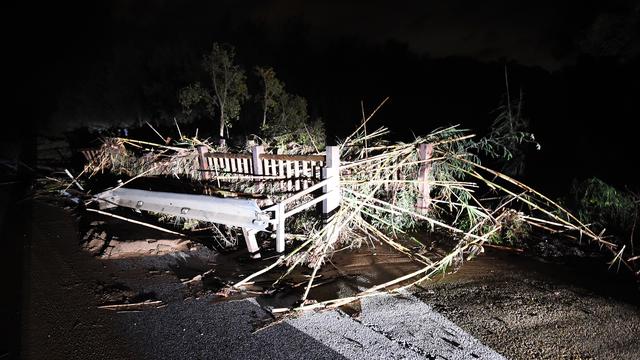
[85, 208, 186, 236]
[233, 256, 285, 288]
[98, 299, 163, 310]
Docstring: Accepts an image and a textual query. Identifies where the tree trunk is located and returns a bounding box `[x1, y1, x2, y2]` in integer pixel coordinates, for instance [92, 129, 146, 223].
[219, 109, 225, 138]
[262, 109, 267, 128]
[262, 92, 267, 127]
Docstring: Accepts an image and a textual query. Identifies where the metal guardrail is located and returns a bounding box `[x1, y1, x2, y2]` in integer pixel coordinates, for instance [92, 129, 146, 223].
[96, 188, 270, 258]
[91, 146, 342, 259]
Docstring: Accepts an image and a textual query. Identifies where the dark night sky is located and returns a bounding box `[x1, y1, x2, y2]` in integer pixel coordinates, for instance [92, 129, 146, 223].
[82, 0, 639, 67]
[8, 0, 640, 192]
[241, 0, 589, 68]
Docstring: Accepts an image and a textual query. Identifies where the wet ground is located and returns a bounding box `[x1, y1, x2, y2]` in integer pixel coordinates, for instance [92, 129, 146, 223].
[17, 199, 640, 359]
[417, 250, 640, 359]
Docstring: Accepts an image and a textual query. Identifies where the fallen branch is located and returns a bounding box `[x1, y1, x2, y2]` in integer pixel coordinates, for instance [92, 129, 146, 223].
[233, 256, 285, 289]
[64, 168, 85, 191]
[86, 208, 186, 237]
[98, 299, 164, 311]
[482, 243, 525, 253]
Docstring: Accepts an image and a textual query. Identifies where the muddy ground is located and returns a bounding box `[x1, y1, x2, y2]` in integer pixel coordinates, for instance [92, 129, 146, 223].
[416, 251, 640, 359]
[14, 199, 640, 359]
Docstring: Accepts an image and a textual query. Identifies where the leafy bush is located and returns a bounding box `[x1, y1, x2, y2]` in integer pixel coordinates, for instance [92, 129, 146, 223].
[471, 90, 539, 176]
[571, 177, 639, 240]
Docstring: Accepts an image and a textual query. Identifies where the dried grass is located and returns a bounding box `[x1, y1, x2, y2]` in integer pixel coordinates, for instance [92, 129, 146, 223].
[232, 117, 632, 313]
[72, 112, 634, 313]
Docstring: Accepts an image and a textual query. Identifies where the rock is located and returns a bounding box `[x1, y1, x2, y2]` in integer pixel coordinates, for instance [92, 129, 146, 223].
[82, 230, 108, 255]
[81, 228, 95, 242]
[84, 238, 106, 255]
[565, 247, 585, 257]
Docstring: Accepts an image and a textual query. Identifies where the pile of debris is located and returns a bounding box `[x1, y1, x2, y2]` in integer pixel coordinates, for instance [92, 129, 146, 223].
[47, 113, 636, 314]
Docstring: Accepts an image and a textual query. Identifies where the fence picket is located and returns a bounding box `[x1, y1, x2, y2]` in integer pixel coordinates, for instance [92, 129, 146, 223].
[285, 161, 293, 191]
[294, 161, 301, 191]
[200, 150, 328, 184]
[264, 159, 271, 176]
[243, 158, 249, 176]
[301, 161, 309, 189]
[278, 160, 285, 179]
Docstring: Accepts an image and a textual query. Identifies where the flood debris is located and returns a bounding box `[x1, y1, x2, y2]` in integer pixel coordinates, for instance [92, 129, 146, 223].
[235, 120, 628, 313]
[44, 101, 638, 315]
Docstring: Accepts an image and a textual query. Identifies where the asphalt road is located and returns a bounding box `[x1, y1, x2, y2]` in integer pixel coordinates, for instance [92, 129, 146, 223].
[20, 201, 503, 359]
[18, 200, 640, 359]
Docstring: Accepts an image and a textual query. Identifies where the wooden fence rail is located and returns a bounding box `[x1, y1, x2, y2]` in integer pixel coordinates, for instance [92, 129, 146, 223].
[198, 145, 326, 191]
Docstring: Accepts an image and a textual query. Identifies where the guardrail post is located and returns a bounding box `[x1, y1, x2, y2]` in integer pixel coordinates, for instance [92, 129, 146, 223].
[275, 203, 286, 253]
[252, 145, 264, 176]
[322, 146, 340, 220]
[416, 143, 433, 213]
[242, 228, 261, 259]
[196, 145, 211, 180]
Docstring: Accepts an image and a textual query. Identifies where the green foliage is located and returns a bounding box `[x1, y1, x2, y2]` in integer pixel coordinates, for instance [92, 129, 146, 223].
[260, 91, 326, 151]
[490, 209, 531, 245]
[375, 184, 421, 232]
[348, 121, 535, 241]
[178, 82, 214, 115]
[471, 90, 539, 176]
[270, 93, 309, 132]
[178, 44, 324, 149]
[203, 43, 248, 136]
[425, 126, 487, 229]
[179, 43, 248, 138]
[299, 119, 326, 151]
[255, 66, 285, 127]
[286, 210, 322, 234]
[571, 177, 639, 237]
[254, 66, 326, 152]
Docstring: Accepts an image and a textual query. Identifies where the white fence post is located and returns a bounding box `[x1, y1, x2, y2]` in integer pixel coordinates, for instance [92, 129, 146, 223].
[275, 203, 286, 253]
[416, 143, 433, 213]
[242, 228, 261, 259]
[322, 146, 340, 220]
[252, 145, 264, 176]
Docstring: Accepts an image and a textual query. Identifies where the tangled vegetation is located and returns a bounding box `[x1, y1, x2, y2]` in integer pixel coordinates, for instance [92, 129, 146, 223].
[569, 177, 639, 262]
[68, 95, 638, 313]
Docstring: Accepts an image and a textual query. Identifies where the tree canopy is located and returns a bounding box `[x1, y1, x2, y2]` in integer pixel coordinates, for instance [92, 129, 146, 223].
[179, 43, 248, 141]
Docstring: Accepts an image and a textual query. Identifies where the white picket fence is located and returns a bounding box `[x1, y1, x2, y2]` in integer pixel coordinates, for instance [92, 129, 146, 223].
[197, 145, 326, 191]
[196, 145, 341, 255]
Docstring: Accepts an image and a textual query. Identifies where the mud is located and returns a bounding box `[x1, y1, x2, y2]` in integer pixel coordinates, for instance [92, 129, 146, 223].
[415, 250, 640, 359]
[20, 199, 640, 359]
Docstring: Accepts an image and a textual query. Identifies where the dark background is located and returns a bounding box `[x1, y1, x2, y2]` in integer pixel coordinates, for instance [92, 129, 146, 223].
[3, 1, 639, 358]
[9, 0, 640, 193]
